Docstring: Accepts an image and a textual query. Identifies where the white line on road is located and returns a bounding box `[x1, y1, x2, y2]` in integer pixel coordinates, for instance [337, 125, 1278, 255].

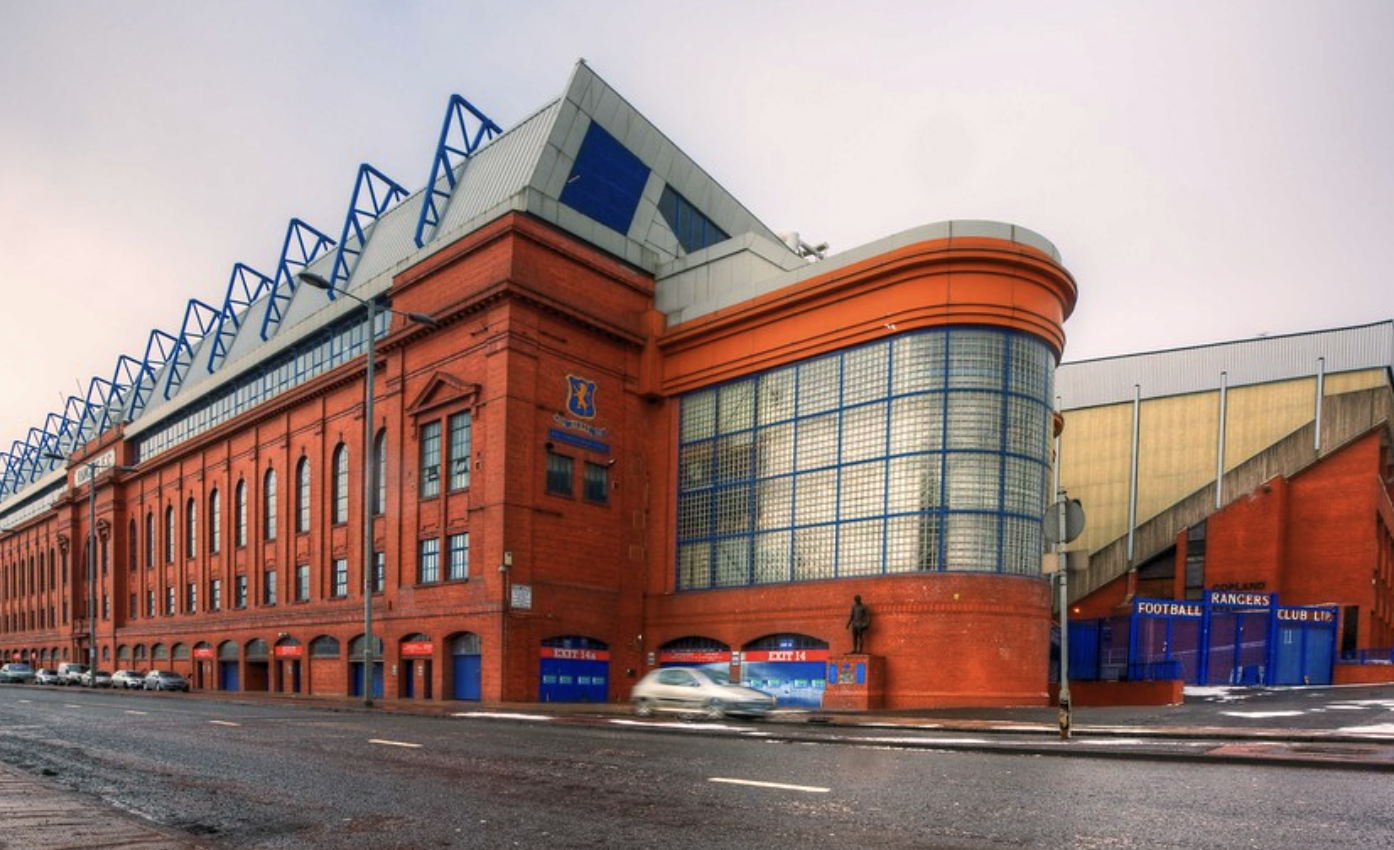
[210, 720, 241, 727]
[125, 710, 148, 716]
[64, 704, 83, 709]
[369, 739, 423, 749]
[709, 777, 829, 793]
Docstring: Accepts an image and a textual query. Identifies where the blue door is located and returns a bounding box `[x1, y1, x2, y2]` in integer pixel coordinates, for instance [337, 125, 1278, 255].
[452, 653, 481, 701]
[349, 662, 385, 698]
[539, 657, 608, 703]
[219, 661, 239, 692]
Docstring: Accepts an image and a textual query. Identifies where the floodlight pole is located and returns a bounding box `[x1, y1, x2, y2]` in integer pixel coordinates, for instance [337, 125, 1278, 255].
[1056, 492, 1071, 740]
[297, 271, 438, 707]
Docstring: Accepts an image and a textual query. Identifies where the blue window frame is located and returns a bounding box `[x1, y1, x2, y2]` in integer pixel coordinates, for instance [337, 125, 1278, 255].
[675, 327, 1054, 590]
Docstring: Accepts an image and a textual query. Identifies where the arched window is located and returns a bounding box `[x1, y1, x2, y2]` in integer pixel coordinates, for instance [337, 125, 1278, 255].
[185, 497, 198, 559]
[332, 443, 349, 525]
[235, 480, 247, 547]
[373, 429, 387, 516]
[296, 457, 312, 533]
[164, 505, 175, 563]
[209, 488, 221, 554]
[263, 469, 277, 541]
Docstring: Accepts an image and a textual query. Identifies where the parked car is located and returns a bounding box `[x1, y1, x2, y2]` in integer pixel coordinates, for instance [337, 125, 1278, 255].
[0, 663, 35, 684]
[631, 667, 775, 719]
[56, 663, 89, 686]
[79, 669, 113, 688]
[111, 670, 146, 689]
[33, 668, 60, 686]
[143, 670, 189, 692]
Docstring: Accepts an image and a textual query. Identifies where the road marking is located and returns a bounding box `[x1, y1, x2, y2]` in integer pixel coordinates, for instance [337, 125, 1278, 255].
[125, 710, 148, 716]
[64, 704, 83, 709]
[709, 777, 829, 793]
[210, 720, 241, 727]
[369, 739, 423, 749]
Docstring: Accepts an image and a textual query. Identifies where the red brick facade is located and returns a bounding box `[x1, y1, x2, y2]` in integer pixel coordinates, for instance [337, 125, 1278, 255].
[1, 213, 1078, 708]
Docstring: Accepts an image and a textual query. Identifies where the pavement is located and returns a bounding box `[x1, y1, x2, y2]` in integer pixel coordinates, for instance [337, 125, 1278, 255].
[3, 681, 1392, 850]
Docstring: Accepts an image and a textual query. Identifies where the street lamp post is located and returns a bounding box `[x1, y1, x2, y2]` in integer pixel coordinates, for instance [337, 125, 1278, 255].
[298, 271, 438, 707]
[44, 452, 138, 686]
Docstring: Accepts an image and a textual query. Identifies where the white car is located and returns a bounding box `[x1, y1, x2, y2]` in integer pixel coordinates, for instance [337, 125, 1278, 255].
[111, 670, 146, 689]
[631, 667, 775, 719]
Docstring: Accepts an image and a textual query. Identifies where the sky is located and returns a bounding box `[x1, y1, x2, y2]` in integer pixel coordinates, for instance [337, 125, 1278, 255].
[1, 1, 1391, 452]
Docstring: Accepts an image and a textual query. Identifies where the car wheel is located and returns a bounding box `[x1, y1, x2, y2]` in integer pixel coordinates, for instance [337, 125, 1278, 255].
[702, 698, 725, 720]
[634, 698, 656, 717]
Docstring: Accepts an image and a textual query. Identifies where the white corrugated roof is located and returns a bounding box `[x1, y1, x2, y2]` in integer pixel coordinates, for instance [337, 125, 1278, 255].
[1057, 321, 1394, 410]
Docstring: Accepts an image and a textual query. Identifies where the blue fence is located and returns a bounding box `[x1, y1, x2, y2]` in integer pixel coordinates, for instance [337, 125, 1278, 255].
[1065, 591, 1338, 686]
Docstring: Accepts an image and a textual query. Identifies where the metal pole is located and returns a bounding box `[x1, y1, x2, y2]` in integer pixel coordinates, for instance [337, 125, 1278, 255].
[88, 463, 97, 686]
[1056, 494, 1071, 740]
[1314, 356, 1325, 454]
[362, 297, 376, 708]
[1215, 371, 1228, 511]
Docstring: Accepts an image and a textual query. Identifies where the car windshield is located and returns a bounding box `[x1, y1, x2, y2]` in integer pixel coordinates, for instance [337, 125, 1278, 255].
[704, 668, 731, 686]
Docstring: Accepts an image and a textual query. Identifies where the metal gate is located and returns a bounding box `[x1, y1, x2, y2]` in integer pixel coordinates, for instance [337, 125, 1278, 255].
[1071, 592, 1337, 686]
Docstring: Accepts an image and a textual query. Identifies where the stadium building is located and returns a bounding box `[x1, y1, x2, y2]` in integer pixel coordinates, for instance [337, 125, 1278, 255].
[0, 63, 1078, 709]
[1056, 322, 1394, 693]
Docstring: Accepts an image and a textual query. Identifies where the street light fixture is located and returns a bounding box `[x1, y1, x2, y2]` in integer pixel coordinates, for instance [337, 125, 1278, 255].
[43, 451, 139, 687]
[298, 270, 439, 706]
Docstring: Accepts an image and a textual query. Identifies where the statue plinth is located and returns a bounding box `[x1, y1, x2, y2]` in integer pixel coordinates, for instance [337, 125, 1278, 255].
[821, 654, 884, 710]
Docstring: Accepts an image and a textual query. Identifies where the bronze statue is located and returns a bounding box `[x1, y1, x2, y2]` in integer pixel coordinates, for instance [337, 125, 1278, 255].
[847, 595, 871, 653]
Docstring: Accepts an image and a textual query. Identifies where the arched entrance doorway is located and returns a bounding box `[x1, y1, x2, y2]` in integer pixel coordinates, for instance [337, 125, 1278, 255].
[348, 635, 384, 699]
[192, 642, 214, 689]
[399, 634, 433, 700]
[740, 634, 829, 708]
[539, 636, 609, 703]
[449, 633, 482, 701]
[245, 639, 270, 691]
[274, 636, 303, 693]
[217, 640, 239, 691]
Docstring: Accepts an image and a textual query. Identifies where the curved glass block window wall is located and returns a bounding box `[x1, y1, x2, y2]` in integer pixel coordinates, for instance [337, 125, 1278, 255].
[675, 327, 1055, 591]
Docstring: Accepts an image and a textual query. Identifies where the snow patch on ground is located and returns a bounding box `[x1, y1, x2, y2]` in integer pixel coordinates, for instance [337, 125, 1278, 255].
[1336, 723, 1394, 737]
[1183, 686, 1250, 701]
[452, 712, 555, 721]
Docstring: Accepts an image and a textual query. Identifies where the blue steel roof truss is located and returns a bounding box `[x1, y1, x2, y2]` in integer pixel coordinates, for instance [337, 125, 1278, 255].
[162, 300, 221, 401]
[413, 94, 502, 249]
[126, 330, 179, 423]
[259, 218, 335, 343]
[326, 164, 409, 298]
[207, 263, 273, 373]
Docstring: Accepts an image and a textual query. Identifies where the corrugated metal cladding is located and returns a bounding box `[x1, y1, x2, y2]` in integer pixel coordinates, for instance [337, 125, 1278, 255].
[1057, 321, 1394, 410]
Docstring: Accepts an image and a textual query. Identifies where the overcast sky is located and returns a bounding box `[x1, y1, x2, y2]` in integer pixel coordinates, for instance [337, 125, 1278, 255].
[2, 1, 1391, 452]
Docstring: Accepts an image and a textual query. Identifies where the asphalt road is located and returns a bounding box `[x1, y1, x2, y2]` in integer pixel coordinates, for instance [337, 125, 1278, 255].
[1, 686, 1392, 850]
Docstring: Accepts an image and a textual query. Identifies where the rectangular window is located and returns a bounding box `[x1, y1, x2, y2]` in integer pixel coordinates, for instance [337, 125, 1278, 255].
[583, 462, 610, 504]
[420, 421, 442, 497]
[235, 575, 248, 609]
[263, 570, 277, 606]
[418, 538, 440, 584]
[186, 582, 197, 613]
[447, 532, 469, 581]
[546, 452, 574, 496]
[332, 558, 348, 598]
[165, 586, 176, 616]
[373, 550, 385, 594]
[295, 564, 310, 602]
[448, 412, 471, 491]
[211, 578, 222, 612]
[129, 593, 138, 619]
[102, 594, 109, 620]
[146, 590, 155, 618]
